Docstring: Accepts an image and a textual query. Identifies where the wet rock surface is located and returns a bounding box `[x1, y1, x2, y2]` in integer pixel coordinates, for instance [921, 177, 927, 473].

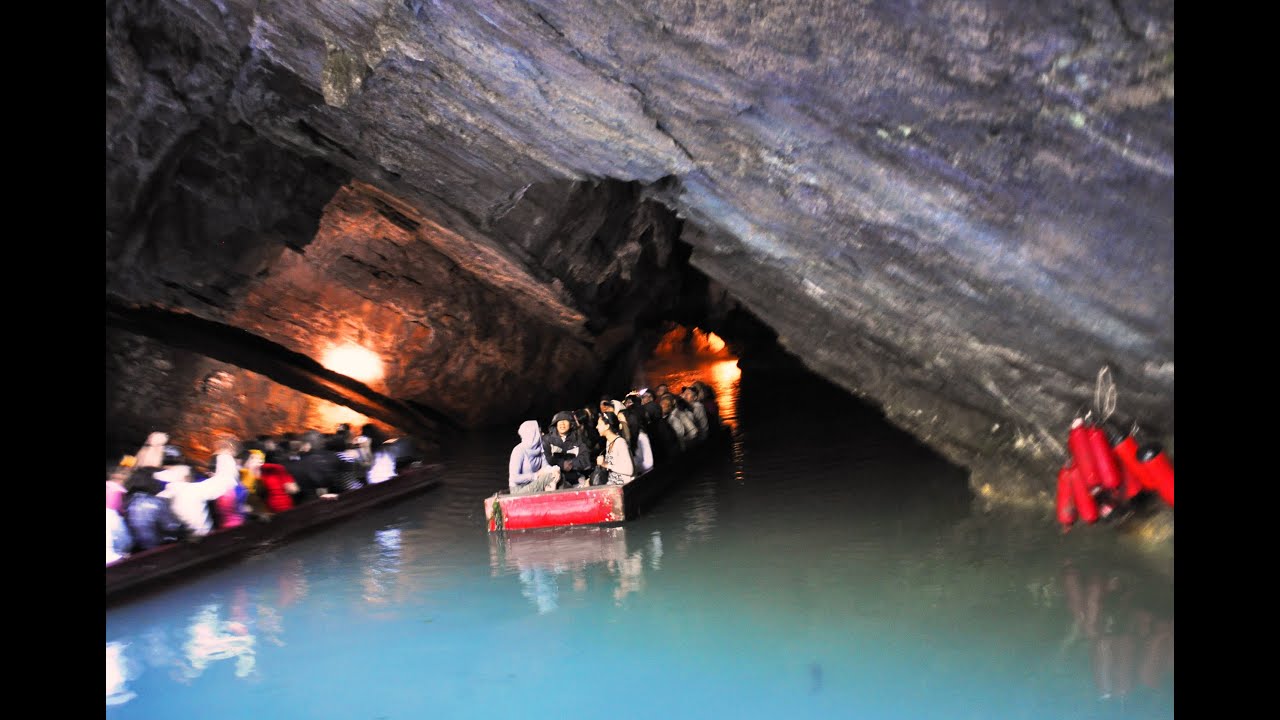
[106, 0, 1173, 502]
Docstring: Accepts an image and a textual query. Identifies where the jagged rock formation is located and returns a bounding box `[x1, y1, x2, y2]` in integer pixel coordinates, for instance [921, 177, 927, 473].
[106, 0, 1173, 504]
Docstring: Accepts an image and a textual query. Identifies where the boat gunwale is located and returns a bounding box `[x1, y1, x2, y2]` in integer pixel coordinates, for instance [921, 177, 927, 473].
[486, 430, 726, 532]
[106, 463, 443, 602]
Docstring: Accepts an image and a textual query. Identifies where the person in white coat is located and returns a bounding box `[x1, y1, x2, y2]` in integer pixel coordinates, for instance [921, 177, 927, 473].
[158, 439, 240, 536]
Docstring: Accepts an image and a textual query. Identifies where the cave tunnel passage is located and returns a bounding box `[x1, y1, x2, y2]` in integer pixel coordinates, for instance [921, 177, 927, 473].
[639, 324, 743, 424]
[624, 318, 975, 515]
[627, 315, 971, 492]
[105, 299, 456, 455]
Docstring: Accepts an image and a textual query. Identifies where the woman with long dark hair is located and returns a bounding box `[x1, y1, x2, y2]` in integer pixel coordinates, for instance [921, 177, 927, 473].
[595, 411, 635, 486]
[620, 406, 654, 474]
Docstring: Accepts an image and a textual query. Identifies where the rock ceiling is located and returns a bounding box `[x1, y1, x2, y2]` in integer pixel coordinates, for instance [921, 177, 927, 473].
[106, 0, 1173, 503]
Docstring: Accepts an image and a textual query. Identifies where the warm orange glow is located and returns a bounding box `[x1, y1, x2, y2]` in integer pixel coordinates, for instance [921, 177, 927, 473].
[313, 403, 376, 434]
[653, 326, 730, 358]
[321, 343, 384, 384]
[705, 332, 726, 354]
[709, 359, 740, 423]
[711, 358, 741, 386]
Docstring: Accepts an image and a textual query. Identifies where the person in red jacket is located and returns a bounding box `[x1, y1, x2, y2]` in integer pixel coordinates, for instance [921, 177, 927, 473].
[256, 463, 299, 514]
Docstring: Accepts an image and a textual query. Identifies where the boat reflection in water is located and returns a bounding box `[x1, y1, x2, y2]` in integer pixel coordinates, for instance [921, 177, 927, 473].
[1059, 562, 1174, 702]
[175, 589, 258, 683]
[489, 526, 663, 613]
[105, 556, 309, 707]
[106, 641, 138, 707]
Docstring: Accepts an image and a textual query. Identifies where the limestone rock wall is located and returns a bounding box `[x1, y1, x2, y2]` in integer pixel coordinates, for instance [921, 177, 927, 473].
[106, 0, 1174, 504]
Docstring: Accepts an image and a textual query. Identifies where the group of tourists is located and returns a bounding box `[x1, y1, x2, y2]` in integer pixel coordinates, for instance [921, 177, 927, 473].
[507, 381, 720, 494]
[107, 424, 420, 565]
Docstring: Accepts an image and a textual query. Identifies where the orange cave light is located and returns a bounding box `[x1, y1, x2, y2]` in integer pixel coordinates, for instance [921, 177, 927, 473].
[321, 342, 385, 384]
[653, 326, 731, 358]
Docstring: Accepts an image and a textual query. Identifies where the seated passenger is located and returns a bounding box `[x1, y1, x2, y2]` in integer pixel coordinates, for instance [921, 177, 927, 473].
[366, 444, 397, 484]
[134, 432, 169, 469]
[621, 406, 654, 474]
[280, 440, 315, 503]
[659, 393, 699, 451]
[361, 424, 397, 484]
[543, 411, 590, 488]
[576, 408, 601, 457]
[595, 411, 635, 486]
[324, 435, 369, 493]
[123, 469, 186, 551]
[239, 450, 272, 516]
[295, 431, 343, 498]
[382, 435, 421, 474]
[608, 399, 633, 444]
[257, 463, 299, 513]
[681, 386, 710, 438]
[106, 462, 130, 513]
[107, 508, 132, 565]
[637, 392, 676, 464]
[598, 399, 626, 446]
[157, 445, 239, 537]
[509, 420, 559, 494]
[210, 439, 247, 529]
[693, 381, 720, 428]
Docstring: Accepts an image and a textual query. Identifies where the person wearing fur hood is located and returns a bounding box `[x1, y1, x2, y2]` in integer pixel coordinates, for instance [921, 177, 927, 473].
[509, 420, 560, 494]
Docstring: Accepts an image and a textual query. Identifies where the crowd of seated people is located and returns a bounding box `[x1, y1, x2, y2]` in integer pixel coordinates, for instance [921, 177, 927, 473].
[106, 424, 421, 565]
[507, 381, 720, 495]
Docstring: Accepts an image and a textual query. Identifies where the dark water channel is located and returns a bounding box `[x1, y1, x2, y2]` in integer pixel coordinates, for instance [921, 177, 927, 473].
[106, 358, 1173, 719]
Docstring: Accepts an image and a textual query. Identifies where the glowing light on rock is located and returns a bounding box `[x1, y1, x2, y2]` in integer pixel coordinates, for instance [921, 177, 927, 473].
[705, 332, 726, 354]
[314, 403, 375, 435]
[322, 343, 384, 384]
[711, 358, 740, 386]
[654, 326, 730, 357]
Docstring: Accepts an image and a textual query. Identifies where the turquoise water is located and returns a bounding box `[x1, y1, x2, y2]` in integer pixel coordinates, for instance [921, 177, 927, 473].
[106, 362, 1173, 719]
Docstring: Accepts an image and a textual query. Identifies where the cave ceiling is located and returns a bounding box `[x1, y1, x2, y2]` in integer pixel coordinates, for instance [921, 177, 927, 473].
[106, 0, 1174, 503]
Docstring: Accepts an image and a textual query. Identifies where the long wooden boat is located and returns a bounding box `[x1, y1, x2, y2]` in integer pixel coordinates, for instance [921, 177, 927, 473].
[484, 431, 724, 532]
[106, 463, 444, 603]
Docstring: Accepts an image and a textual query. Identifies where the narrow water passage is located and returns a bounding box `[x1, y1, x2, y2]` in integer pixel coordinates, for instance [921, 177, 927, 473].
[106, 363, 1173, 719]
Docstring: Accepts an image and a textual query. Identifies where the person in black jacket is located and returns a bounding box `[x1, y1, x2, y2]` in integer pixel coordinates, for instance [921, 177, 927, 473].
[122, 468, 186, 551]
[639, 390, 678, 465]
[295, 430, 344, 497]
[543, 411, 592, 488]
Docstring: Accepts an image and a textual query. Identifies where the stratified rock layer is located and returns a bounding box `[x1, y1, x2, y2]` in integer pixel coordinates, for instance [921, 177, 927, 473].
[106, 1, 1173, 503]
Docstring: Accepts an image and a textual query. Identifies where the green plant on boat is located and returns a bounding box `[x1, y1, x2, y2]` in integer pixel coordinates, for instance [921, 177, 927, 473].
[491, 496, 505, 531]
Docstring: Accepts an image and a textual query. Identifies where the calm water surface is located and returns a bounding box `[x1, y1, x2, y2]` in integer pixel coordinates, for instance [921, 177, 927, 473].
[106, 360, 1173, 719]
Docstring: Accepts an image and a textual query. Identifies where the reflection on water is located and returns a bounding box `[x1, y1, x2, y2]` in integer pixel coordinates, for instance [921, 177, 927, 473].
[1060, 563, 1174, 702]
[644, 357, 742, 428]
[678, 475, 717, 551]
[648, 531, 663, 570]
[176, 598, 257, 683]
[361, 528, 403, 605]
[107, 364, 1173, 719]
[107, 558, 309, 709]
[489, 527, 664, 613]
[106, 641, 137, 707]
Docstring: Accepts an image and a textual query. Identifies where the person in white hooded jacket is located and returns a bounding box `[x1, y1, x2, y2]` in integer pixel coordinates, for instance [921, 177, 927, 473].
[508, 420, 559, 494]
[157, 439, 240, 536]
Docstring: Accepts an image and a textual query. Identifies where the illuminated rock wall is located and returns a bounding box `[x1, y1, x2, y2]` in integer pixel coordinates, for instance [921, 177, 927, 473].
[106, 328, 401, 463]
[107, 0, 1173, 504]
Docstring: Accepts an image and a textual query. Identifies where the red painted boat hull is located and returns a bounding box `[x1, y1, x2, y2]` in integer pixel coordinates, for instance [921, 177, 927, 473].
[486, 486, 624, 531]
[485, 431, 724, 532]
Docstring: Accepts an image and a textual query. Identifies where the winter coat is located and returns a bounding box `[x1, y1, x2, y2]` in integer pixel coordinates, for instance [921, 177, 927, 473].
[542, 424, 591, 475]
[124, 493, 185, 551]
[258, 464, 297, 513]
[509, 420, 547, 488]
